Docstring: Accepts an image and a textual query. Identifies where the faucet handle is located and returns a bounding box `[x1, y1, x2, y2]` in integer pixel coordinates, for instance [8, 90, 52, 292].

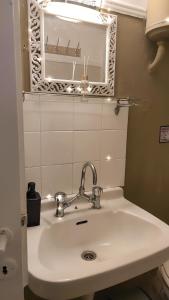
[54, 192, 67, 217]
[91, 186, 103, 209]
[54, 191, 67, 202]
[92, 186, 103, 197]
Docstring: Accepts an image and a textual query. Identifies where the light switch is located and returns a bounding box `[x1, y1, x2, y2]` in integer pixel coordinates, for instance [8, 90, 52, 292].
[159, 126, 169, 143]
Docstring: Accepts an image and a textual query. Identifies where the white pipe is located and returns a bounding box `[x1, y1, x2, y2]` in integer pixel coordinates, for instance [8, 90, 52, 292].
[0, 231, 8, 254]
[148, 41, 167, 73]
[0, 228, 13, 255]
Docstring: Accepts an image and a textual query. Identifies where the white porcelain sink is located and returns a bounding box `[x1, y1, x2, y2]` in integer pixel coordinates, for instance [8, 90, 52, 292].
[27, 188, 169, 300]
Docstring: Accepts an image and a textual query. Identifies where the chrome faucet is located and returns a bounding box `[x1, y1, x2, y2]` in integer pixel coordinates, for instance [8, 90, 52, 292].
[79, 161, 97, 200]
[54, 162, 103, 217]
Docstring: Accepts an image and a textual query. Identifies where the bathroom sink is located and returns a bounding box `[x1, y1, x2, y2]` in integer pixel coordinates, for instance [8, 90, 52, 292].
[27, 188, 169, 300]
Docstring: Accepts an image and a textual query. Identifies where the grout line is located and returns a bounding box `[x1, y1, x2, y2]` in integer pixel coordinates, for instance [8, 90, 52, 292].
[24, 126, 127, 133]
[25, 159, 127, 169]
[41, 161, 100, 168]
[39, 97, 42, 196]
[71, 100, 75, 194]
[24, 128, 124, 133]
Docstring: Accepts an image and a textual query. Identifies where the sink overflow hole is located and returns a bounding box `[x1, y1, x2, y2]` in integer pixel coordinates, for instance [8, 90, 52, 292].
[81, 250, 97, 261]
[76, 220, 88, 225]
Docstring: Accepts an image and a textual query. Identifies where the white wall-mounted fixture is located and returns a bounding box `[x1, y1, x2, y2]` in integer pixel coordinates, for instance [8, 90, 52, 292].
[146, 0, 169, 73]
[103, 0, 147, 18]
[0, 228, 13, 255]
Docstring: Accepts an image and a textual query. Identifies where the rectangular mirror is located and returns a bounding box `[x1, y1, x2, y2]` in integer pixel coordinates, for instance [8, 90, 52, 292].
[44, 15, 106, 82]
[28, 0, 117, 96]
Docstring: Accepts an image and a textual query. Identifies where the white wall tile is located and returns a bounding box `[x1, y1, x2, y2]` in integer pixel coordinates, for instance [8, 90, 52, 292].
[41, 164, 72, 197]
[23, 101, 40, 132]
[23, 94, 129, 198]
[102, 104, 129, 130]
[101, 130, 127, 160]
[41, 131, 73, 165]
[41, 101, 74, 131]
[24, 132, 40, 167]
[39, 94, 74, 103]
[73, 131, 100, 163]
[73, 161, 100, 193]
[74, 103, 102, 130]
[100, 159, 126, 188]
[24, 93, 39, 102]
[25, 167, 41, 194]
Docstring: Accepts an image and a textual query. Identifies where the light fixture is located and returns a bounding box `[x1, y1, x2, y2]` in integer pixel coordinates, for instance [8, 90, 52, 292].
[37, 56, 42, 62]
[46, 194, 53, 200]
[76, 86, 82, 93]
[165, 17, 169, 23]
[42, 0, 109, 25]
[46, 76, 53, 82]
[66, 85, 73, 93]
[77, 75, 92, 95]
[106, 155, 112, 161]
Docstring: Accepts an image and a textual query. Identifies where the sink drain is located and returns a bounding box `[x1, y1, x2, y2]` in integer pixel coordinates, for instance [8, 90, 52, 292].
[81, 250, 97, 261]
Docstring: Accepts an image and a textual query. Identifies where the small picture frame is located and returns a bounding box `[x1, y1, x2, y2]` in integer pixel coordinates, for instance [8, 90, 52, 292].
[159, 126, 169, 143]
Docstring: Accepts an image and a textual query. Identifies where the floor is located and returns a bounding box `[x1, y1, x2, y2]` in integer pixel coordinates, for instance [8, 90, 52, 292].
[94, 269, 168, 300]
[25, 269, 168, 300]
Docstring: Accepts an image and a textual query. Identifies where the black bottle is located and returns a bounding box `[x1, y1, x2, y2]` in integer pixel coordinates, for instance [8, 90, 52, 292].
[27, 182, 41, 227]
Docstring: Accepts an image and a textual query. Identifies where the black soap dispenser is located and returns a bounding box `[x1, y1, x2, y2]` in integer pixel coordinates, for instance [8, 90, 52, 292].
[27, 182, 41, 227]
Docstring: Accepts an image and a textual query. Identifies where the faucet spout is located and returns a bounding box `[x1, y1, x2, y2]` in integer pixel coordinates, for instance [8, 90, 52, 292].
[79, 161, 97, 196]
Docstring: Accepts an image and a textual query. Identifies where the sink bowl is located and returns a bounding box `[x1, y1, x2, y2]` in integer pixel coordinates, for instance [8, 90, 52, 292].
[27, 188, 169, 300]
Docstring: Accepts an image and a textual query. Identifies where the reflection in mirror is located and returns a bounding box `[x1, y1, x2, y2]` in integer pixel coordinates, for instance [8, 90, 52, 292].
[28, 0, 117, 96]
[44, 14, 106, 82]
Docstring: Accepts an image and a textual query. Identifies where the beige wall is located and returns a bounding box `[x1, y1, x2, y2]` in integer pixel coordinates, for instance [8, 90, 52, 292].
[114, 15, 169, 224]
[20, 0, 30, 91]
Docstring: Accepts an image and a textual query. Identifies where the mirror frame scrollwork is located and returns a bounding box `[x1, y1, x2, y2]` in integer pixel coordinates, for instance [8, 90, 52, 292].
[28, 0, 117, 96]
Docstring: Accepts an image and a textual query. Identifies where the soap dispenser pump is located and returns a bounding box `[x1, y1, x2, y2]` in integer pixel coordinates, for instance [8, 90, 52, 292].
[27, 182, 41, 227]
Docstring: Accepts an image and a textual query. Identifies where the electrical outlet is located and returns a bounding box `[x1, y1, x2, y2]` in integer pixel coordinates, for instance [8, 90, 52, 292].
[159, 126, 169, 143]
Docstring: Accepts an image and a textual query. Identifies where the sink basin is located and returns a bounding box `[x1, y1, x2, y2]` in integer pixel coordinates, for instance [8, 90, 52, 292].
[27, 188, 169, 300]
[39, 211, 162, 273]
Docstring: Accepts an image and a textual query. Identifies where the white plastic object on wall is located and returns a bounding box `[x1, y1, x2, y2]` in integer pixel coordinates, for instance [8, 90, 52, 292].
[103, 0, 147, 18]
[146, 0, 169, 72]
[0, 228, 13, 255]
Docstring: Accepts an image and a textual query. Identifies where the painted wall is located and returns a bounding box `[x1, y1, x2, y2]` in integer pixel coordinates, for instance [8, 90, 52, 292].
[114, 15, 169, 224]
[0, 1, 26, 299]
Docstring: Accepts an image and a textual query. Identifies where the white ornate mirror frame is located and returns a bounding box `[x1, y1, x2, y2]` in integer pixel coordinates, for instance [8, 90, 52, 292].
[28, 0, 117, 96]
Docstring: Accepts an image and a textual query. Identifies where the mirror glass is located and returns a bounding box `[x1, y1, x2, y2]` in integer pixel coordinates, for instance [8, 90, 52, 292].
[44, 14, 107, 82]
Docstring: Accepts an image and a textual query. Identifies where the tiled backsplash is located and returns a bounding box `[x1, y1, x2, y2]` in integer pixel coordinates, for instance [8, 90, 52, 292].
[23, 93, 128, 198]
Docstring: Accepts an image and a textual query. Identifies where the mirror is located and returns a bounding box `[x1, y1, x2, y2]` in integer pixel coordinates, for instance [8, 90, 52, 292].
[44, 15, 106, 82]
[28, 0, 117, 96]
